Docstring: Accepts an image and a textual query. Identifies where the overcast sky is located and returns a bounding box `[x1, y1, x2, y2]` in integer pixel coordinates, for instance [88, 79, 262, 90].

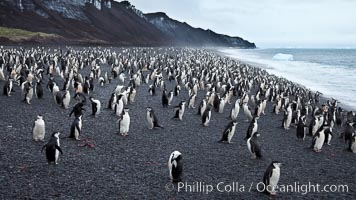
[127, 0, 356, 48]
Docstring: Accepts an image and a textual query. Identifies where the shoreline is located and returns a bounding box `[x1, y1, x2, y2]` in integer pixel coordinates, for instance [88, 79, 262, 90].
[213, 47, 355, 111]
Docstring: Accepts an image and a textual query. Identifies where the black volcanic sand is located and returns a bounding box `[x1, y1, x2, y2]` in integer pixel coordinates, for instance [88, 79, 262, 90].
[0, 47, 355, 200]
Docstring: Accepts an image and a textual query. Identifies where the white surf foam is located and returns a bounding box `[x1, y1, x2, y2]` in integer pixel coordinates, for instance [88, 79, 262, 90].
[273, 53, 294, 61]
[219, 48, 356, 110]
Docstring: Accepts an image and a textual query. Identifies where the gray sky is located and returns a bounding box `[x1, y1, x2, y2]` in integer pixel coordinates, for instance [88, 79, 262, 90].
[127, 0, 356, 48]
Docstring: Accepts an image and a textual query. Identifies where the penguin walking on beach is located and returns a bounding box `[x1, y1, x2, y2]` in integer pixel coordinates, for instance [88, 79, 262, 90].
[311, 126, 328, 152]
[188, 92, 197, 109]
[108, 92, 116, 110]
[41, 132, 62, 165]
[117, 108, 130, 136]
[172, 101, 186, 121]
[324, 127, 333, 145]
[245, 117, 259, 140]
[3, 78, 13, 96]
[174, 85, 181, 96]
[128, 87, 137, 104]
[115, 94, 124, 117]
[218, 96, 226, 113]
[32, 115, 45, 142]
[147, 107, 163, 129]
[262, 161, 282, 195]
[230, 99, 240, 120]
[241, 102, 253, 121]
[23, 81, 34, 104]
[219, 121, 238, 143]
[168, 151, 183, 182]
[282, 104, 293, 130]
[89, 96, 101, 117]
[309, 116, 320, 136]
[296, 115, 307, 140]
[148, 84, 155, 96]
[162, 89, 169, 108]
[35, 79, 43, 99]
[197, 98, 207, 116]
[202, 106, 212, 127]
[168, 91, 174, 105]
[247, 132, 262, 159]
[70, 115, 83, 140]
[273, 98, 282, 114]
[62, 90, 71, 109]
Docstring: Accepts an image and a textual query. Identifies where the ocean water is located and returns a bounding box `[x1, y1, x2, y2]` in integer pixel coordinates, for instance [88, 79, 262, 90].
[219, 48, 356, 110]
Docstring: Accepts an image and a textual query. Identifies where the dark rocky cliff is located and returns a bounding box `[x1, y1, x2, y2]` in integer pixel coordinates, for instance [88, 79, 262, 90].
[0, 0, 256, 48]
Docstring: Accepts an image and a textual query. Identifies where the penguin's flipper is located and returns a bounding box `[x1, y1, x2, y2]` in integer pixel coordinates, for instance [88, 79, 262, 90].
[55, 145, 63, 154]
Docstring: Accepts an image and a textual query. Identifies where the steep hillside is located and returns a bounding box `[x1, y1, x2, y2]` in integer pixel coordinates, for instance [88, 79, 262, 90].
[0, 0, 255, 47]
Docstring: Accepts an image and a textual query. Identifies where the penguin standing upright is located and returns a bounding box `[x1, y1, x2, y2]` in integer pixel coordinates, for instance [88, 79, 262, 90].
[174, 85, 181, 96]
[168, 91, 174, 105]
[118, 108, 130, 136]
[197, 98, 207, 116]
[172, 101, 186, 121]
[35, 79, 43, 99]
[218, 96, 226, 113]
[296, 115, 307, 140]
[168, 151, 183, 182]
[219, 121, 238, 143]
[128, 87, 136, 104]
[62, 90, 71, 109]
[146, 107, 163, 129]
[23, 81, 34, 104]
[242, 102, 253, 121]
[282, 104, 293, 130]
[89, 96, 101, 117]
[148, 84, 155, 96]
[230, 99, 240, 120]
[324, 127, 333, 145]
[162, 89, 169, 108]
[32, 115, 45, 141]
[188, 92, 197, 109]
[108, 92, 116, 110]
[41, 132, 62, 165]
[311, 126, 328, 152]
[3, 78, 13, 96]
[115, 94, 124, 117]
[309, 116, 320, 136]
[247, 132, 262, 159]
[262, 161, 282, 195]
[70, 115, 83, 140]
[245, 117, 259, 140]
[202, 106, 212, 127]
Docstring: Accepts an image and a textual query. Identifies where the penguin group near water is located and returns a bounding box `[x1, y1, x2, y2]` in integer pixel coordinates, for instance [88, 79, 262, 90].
[0, 46, 355, 197]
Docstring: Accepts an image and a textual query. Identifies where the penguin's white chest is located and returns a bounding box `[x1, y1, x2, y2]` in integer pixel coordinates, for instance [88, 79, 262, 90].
[33, 120, 45, 141]
[147, 112, 154, 128]
[228, 126, 236, 142]
[314, 132, 325, 150]
[120, 114, 130, 133]
[270, 167, 280, 187]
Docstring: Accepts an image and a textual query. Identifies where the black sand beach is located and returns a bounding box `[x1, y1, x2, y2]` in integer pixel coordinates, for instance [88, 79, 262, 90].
[0, 47, 355, 199]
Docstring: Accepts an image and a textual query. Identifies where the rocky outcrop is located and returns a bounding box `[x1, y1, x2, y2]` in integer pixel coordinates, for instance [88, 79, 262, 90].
[0, 0, 256, 48]
[144, 12, 256, 48]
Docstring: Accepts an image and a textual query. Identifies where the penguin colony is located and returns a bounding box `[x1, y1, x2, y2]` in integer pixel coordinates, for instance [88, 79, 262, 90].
[0, 46, 355, 198]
